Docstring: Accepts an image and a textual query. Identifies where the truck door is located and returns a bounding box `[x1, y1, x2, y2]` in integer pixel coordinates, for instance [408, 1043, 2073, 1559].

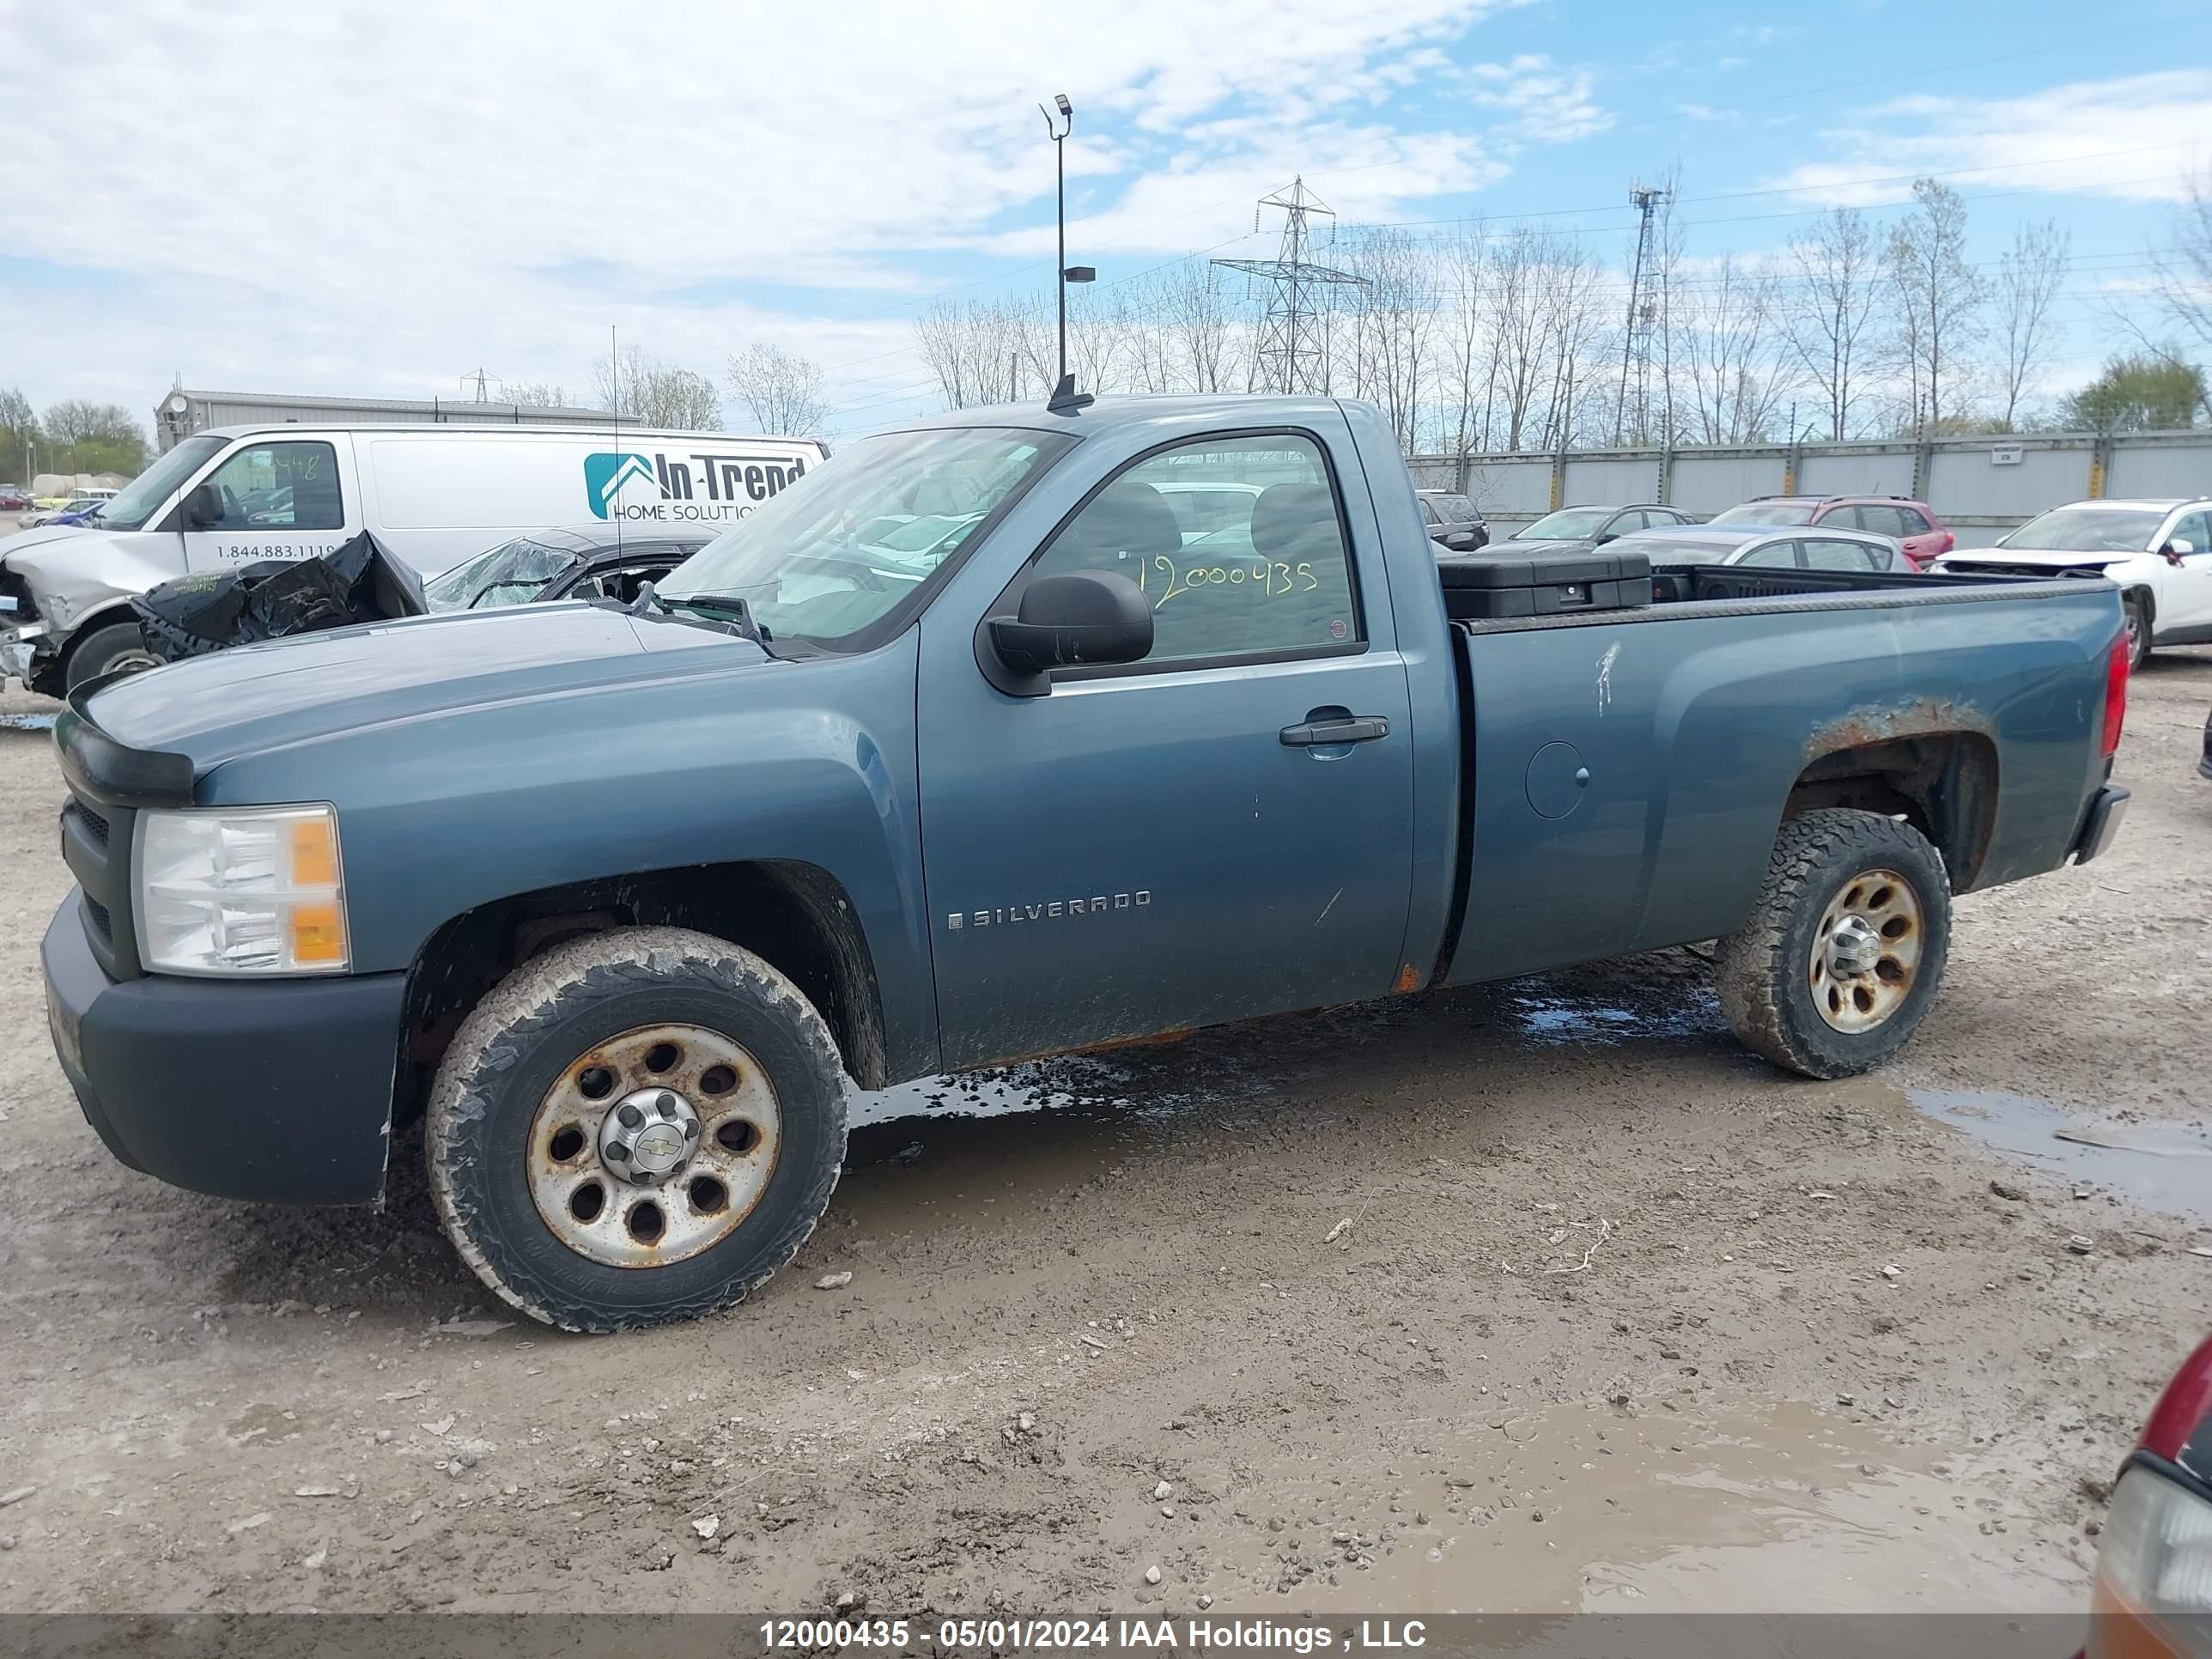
[916, 425, 1417, 1070]
[179, 436, 358, 570]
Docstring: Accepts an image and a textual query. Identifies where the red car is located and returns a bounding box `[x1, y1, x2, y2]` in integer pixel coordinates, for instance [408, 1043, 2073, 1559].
[0, 487, 31, 511]
[2086, 1331, 2212, 1657]
[1708, 495, 1956, 569]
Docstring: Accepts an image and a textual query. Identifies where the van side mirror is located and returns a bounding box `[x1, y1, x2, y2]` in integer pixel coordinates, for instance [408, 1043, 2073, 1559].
[984, 570, 1152, 695]
[183, 482, 222, 529]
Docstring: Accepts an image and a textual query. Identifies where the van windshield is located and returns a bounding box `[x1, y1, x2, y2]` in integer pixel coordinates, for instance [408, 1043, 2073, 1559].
[99, 434, 227, 532]
[659, 425, 1071, 651]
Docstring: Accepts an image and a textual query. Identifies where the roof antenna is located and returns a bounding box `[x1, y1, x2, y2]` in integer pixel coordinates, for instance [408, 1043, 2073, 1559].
[1046, 373, 1092, 415]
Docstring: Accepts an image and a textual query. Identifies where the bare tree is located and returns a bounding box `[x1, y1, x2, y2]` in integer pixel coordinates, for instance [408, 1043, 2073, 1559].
[726, 343, 831, 435]
[1884, 179, 1985, 432]
[1436, 222, 1491, 465]
[1990, 220, 2070, 430]
[1678, 256, 1797, 444]
[1161, 260, 1243, 393]
[1486, 227, 1552, 449]
[2114, 167, 2212, 424]
[915, 300, 1006, 409]
[590, 347, 720, 429]
[1781, 207, 1883, 440]
[503, 380, 575, 409]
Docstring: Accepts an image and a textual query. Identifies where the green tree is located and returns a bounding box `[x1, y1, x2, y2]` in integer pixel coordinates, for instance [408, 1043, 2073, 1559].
[2062, 353, 2209, 432]
[0, 386, 38, 479]
[41, 399, 149, 474]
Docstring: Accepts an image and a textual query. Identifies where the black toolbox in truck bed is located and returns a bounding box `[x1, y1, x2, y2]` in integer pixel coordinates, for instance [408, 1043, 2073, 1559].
[1437, 550, 1653, 620]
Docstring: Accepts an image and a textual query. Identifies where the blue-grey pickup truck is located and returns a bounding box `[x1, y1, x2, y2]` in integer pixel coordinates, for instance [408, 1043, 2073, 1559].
[41, 394, 2132, 1331]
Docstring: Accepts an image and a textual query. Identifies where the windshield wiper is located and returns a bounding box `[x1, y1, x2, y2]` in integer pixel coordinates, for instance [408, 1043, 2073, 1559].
[637, 585, 782, 656]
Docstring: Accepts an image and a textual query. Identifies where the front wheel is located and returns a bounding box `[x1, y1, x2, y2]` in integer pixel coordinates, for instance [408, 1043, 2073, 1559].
[1716, 808, 1952, 1079]
[426, 927, 848, 1333]
[64, 621, 161, 691]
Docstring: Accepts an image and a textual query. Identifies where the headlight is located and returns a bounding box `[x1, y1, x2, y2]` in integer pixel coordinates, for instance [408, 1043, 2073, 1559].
[2092, 1467, 2212, 1659]
[134, 805, 350, 975]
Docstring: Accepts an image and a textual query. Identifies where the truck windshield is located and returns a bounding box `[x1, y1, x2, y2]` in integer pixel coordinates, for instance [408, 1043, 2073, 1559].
[2002, 506, 2166, 553]
[659, 426, 1071, 651]
[99, 434, 227, 532]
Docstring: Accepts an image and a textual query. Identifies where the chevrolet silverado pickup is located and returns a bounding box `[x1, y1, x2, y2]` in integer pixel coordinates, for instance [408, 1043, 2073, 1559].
[40, 394, 2133, 1332]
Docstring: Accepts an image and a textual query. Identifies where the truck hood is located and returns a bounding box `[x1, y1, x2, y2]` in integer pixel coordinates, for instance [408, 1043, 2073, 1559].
[1948, 546, 2150, 570]
[82, 603, 767, 772]
[1, 521, 101, 558]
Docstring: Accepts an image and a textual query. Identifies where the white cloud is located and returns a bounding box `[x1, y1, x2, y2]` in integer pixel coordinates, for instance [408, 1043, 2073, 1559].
[1764, 72, 2212, 207]
[0, 0, 1555, 428]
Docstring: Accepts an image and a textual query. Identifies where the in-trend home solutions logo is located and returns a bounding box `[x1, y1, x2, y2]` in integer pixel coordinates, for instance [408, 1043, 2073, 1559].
[584, 447, 810, 525]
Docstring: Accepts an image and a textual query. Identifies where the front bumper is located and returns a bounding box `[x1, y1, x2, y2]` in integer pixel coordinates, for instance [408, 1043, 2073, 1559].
[0, 621, 47, 682]
[42, 890, 407, 1205]
[2071, 784, 2130, 866]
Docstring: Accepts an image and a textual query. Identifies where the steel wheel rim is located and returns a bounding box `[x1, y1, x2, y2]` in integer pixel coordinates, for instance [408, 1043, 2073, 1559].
[526, 1022, 781, 1268]
[1809, 867, 1923, 1034]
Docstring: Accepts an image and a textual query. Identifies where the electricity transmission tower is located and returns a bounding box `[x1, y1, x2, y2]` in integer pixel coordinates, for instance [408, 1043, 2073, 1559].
[1212, 177, 1366, 395]
[1613, 182, 1672, 444]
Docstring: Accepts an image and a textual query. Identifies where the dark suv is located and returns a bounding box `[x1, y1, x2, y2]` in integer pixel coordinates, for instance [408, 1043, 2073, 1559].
[1416, 489, 1488, 552]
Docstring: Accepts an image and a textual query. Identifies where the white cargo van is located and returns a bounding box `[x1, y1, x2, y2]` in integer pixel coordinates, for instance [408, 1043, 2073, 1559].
[0, 422, 826, 693]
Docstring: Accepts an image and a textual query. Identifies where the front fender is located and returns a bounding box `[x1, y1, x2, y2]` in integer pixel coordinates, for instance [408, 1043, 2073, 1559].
[198, 632, 939, 1079]
[4, 531, 184, 636]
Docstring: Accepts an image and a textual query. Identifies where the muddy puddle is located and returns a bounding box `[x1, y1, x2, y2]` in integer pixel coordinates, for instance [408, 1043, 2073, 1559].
[1196, 1398, 2065, 1613]
[1906, 1086, 2212, 1226]
[0, 712, 55, 732]
[1507, 983, 1723, 1048]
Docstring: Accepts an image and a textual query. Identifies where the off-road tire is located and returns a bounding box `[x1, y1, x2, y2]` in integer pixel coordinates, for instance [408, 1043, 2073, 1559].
[1716, 808, 1952, 1079]
[426, 927, 848, 1333]
[64, 621, 161, 691]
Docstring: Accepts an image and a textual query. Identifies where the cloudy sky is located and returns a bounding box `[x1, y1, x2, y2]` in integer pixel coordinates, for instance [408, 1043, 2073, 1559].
[4, 0, 2208, 438]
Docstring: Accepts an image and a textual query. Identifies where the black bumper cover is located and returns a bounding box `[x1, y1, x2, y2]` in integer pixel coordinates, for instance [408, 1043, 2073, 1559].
[43, 891, 406, 1205]
[2071, 784, 2130, 866]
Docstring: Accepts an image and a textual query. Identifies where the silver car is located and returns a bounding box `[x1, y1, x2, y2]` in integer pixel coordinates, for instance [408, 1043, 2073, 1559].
[1607, 523, 1913, 574]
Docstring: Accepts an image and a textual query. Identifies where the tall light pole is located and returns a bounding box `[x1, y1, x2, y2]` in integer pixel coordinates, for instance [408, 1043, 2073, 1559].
[1038, 94, 1092, 396]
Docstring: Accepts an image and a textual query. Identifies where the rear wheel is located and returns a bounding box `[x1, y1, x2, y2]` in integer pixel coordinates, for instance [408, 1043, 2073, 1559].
[426, 927, 848, 1333]
[1716, 809, 1952, 1079]
[64, 621, 161, 691]
[2123, 596, 2152, 671]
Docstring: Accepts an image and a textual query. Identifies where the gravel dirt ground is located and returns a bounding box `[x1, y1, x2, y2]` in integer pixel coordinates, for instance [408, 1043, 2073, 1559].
[0, 654, 2206, 1617]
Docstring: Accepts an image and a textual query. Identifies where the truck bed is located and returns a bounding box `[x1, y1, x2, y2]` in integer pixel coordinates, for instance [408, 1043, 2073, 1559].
[1437, 563, 2121, 988]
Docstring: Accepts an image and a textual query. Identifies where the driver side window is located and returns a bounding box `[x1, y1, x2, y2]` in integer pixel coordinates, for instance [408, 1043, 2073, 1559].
[199, 441, 343, 532]
[1026, 434, 1362, 668]
[2172, 510, 2211, 554]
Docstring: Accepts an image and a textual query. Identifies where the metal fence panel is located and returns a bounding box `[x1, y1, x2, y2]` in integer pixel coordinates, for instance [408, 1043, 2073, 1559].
[1926, 441, 2088, 524]
[1563, 457, 1660, 504]
[1670, 453, 1787, 515]
[1410, 429, 2209, 538]
[1460, 458, 1553, 517]
[1796, 447, 1916, 498]
[2106, 439, 2212, 501]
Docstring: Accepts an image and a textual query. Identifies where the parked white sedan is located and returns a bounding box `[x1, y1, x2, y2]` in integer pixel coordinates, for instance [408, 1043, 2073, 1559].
[1933, 498, 2212, 668]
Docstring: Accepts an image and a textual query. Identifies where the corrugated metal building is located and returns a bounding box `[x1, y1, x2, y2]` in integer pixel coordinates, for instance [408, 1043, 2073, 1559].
[153, 387, 620, 452]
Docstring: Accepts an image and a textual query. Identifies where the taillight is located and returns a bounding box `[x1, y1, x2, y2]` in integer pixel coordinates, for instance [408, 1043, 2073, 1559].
[2104, 628, 2131, 759]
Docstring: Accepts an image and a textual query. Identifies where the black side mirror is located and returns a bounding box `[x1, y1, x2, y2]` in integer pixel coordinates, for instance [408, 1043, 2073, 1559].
[985, 570, 1152, 695]
[183, 482, 222, 529]
[1595, 529, 1620, 544]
